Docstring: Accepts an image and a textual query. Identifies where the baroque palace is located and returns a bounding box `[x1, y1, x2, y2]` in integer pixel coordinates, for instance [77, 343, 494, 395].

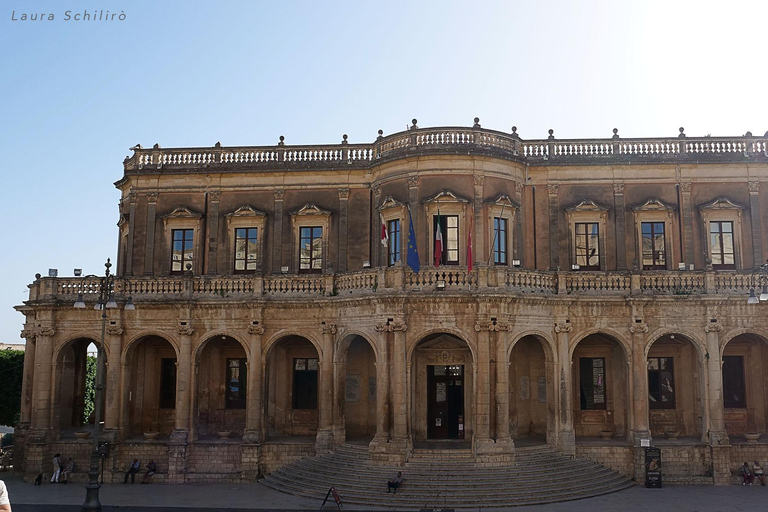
[15, 119, 768, 485]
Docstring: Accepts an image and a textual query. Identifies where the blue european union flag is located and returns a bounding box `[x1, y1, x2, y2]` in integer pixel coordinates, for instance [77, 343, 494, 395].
[406, 208, 420, 273]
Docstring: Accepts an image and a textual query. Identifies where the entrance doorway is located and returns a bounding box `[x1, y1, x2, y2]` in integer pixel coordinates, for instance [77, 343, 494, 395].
[427, 365, 464, 439]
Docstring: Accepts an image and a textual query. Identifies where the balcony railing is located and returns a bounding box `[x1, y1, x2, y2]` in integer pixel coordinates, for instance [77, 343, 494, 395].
[29, 268, 761, 304]
[124, 125, 767, 172]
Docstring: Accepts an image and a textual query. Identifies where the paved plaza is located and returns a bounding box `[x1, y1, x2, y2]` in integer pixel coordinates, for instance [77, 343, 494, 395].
[2, 476, 767, 512]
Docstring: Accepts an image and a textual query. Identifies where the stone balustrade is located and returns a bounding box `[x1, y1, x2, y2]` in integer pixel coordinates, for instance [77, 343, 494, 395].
[34, 268, 763, 304]
[124, 125, 768, 172]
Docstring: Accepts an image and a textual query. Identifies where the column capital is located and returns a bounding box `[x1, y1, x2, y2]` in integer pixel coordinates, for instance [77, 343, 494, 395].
[629, 322, 649, 334]
[177, 324, 194, 336]
[247, 323, 265, 335]
[704, 323, 723, 333]
[374, 320, 407, 332]
[554, 322, 572, 333]
[106, 325, 124, 336]
[321, 323, 337, 335]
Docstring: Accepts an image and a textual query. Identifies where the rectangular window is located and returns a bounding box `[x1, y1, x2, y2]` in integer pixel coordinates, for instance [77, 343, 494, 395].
[299, 227, 323, 274]
[171, 229, 194, 274]
[575, 223, 600, 270]
[226, 358, 247, 409]
[641, 222, 666, 270]
[579, 357, 606, 410]
[434, 215, 459, 265]
[723, 355, 746, 408]
[493, 217, 508, 265]
[293, 358, 318, 409]
[388, 219, 401, 266]
[234, 228, 258, 272]
[159, 358, 177, 409]
[648, 357, 675, 409]
[709, 221, 735, 269]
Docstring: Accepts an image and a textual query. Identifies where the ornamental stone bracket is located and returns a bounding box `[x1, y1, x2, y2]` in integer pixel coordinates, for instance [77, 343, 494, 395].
[38, 326, 55, 337]
[629, 322, 649, 334]
[475, 321, 512, 332]
[20, 328, 37, 340]
[374, 320, 407, 332]
[321, 323, 337, 335]
[178, 324, 194, 336]
[554, 322, 572, 333]
[247, 323, 265, 335]
[704, 323, 723, 333]
[106, 325, 124, 336]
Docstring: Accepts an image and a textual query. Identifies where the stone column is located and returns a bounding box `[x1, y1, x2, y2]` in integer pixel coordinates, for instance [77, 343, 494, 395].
[748, 182, 763, 266]
[473, 323, 492, 448]
[31, 327, 55, 431]
[555, 321, 575, 455]
[242, 322, 264, 480]
[174, 325, 193, 435]
[613, 184, 628, 270]
[104, 325, 124, 432]
[548, 185, 560, 270]
[492, 322, 515, 458]
[143, 192, 158, 275]
[679, 181, 695, 267]
[628, 321, 651, 483]
[338, 189, 349, 272]
[372, 184, 382, 268]
[704, 321, 731, 484]
[206, 191, 221, 274]
[315, 324, 336, 453]
[19, 330, 36, 425]
[244, 323, 264, 442]
[272, 189, 285, 273]
[370, 328, 390, 451]
[473, 175, 485, 265]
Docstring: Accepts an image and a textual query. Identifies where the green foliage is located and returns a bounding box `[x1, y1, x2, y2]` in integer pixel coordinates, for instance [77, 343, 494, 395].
[83, 356, 97, 424]
[0, 350, 24, 426]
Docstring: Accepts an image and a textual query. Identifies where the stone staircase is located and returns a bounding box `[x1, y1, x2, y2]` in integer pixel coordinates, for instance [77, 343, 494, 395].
[260, 443, 634, 508]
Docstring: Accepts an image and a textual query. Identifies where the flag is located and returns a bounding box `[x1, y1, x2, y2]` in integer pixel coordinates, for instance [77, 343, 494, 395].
[434, 209, 443, 267]
[467, 215, 473, 273]
[380, 214, 388, 247]
[406, 207, 420, 273]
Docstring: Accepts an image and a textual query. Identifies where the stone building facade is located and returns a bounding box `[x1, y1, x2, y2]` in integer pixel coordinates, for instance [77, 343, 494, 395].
[15, 120, 768, 484]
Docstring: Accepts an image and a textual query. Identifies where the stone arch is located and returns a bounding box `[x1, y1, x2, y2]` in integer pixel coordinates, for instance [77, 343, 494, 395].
[335, 330, 379, 363]
[52, 335, 103, 434]
[507, 330, 556, 363]
[122, 333, 179, 438]
[645, 328, 706, 359]
[263, 333, 322, 440]
[406, 327, 476, 364]
[645, 331, 705, 438]
[720, 330, 768, 436]
[337, 332, 379, 441]
[193, 331, 250, 362]
[570, 330, 630, 438]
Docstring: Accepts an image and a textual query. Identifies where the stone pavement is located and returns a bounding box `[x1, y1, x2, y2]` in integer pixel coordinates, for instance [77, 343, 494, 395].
[2, 475, 768, 512]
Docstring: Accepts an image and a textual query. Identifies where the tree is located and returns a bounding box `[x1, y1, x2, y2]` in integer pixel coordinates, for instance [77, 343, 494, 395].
[0, 349, 25, 426]
[83, 355, 97, 424]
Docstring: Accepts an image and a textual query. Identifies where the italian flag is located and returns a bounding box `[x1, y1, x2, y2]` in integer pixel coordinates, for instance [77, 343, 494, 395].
[380, 214, 388, 246]
[434, 211, 443, 267]
[467, 215, 473, 273]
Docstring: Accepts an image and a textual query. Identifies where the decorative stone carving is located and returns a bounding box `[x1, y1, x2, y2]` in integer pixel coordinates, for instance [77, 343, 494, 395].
[748, 182, 760, 193]
[554, 322, 572, 333]
[38, 327, 55, 337]
[629, 323, 649, 334]
[178, 325, 194, 336]
[374, 321, 407, 332]
[321, 323, 337, 335]
[338, 188, 349, 200]
[273, 189, 285, 200]
[473, 175, 485, 186]
[20, 329, 36, 340]
[547, 185, 559, 195]
[146, 192, 158, 203]
[613, 183, 625, 194]
[704, 323, 723, 333]
[475, 321, 493, 332]
[208, 191, 221, 201]
[515, 181, 524, 194]
[106, 325, 124, 336]
[679, 182, 692, 193]
[247, 324, 265, 335]
[407, 176, 419, 188]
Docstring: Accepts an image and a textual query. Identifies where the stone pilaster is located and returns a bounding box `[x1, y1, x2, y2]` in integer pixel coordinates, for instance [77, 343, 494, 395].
[31, 326, 55, 430]
[272, 189, 285, 273]
[372, 320, 410, 462]
[748, 182, 763, 266]
[705, 322, 728, 444]
[369, 326, 390, 453]
[548, 185, 560, 270]
[629, 320, 651, 482]
[613, 183, 628, 270]
[126, 192, 137, 275]
[315, 323, 336, 453]
[175, 323, 193, 433]
[338, 189, 349, 272]
[473, 175, 485, 266]
[679, 181, 695, 267]
[244, 322, 264, 442]
[554, 320, 575, 455]
[144, 192, 158, 275]
[206, 191, 221, 274]
[19, 328, 36, 424]
[104, 324, 124, 431]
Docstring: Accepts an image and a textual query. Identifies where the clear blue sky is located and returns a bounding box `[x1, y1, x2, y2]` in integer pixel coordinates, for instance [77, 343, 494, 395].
[1, 0, 766, 343]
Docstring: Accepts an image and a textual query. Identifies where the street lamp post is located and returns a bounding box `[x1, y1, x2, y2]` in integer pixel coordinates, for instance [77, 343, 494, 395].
[747, 259, 768, 304]
[73, 259, 134, 512]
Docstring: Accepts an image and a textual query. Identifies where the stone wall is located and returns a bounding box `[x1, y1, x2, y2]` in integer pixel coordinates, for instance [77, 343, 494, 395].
[576, 445, 634, 476]
[260, 442, 315, 475]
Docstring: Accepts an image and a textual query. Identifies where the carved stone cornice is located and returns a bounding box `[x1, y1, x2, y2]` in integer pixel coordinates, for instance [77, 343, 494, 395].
[704, 323, 723, 333]
[106, 325, 124, 336]
[247, 324, 265, 335]
[475, 321, 493, 332]
[476, 321, 512, 332]
[178, 325, 194, 336]
[321, 323, 337, 335]
[554, 322, 572, 333]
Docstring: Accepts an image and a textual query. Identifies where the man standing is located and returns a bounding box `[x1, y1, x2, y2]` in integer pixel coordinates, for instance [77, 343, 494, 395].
[0, 479, 11, 511]
[123, 458, 140, 484]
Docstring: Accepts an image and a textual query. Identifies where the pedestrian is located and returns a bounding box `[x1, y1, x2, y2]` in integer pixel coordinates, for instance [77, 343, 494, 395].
[123, 458, 140, 484]
[141, 459, 157, 484]
[0, 478, 11, 511]
[50, 454, 62, 483]
[387, 471, 403, 494]
[60, 458, 74, 484]
[741, 461, 754, 485]
[754, 461, 765, 486]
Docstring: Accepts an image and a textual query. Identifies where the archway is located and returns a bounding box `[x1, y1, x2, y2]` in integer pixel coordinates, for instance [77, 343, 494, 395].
[722, 333, 768, 436]
[572, 333, 629, 438]
[647, 333, 704, 438]
[509, 335, 552, 443]
[264, 335, 320, 439]
[53, 337, 102, 433]
[341, 335, 377, 442]
[125, 335, 178, 437]
[194, 335, 248, 438]
[411, 332, 474, 442]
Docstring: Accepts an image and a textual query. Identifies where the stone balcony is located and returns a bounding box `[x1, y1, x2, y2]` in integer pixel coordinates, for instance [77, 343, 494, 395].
[26, 267, 761, 305]
[122, 123, 768, 173]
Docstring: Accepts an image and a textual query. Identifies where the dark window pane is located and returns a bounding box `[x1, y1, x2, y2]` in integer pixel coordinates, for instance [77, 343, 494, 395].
[579, 357, 606, 410]
[648, 357, 675, 409]
[159, 358, 177, 409]
[723, 356, 746, 408]
[226, 358, 247, 409]
[293, 358, 318, 409]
